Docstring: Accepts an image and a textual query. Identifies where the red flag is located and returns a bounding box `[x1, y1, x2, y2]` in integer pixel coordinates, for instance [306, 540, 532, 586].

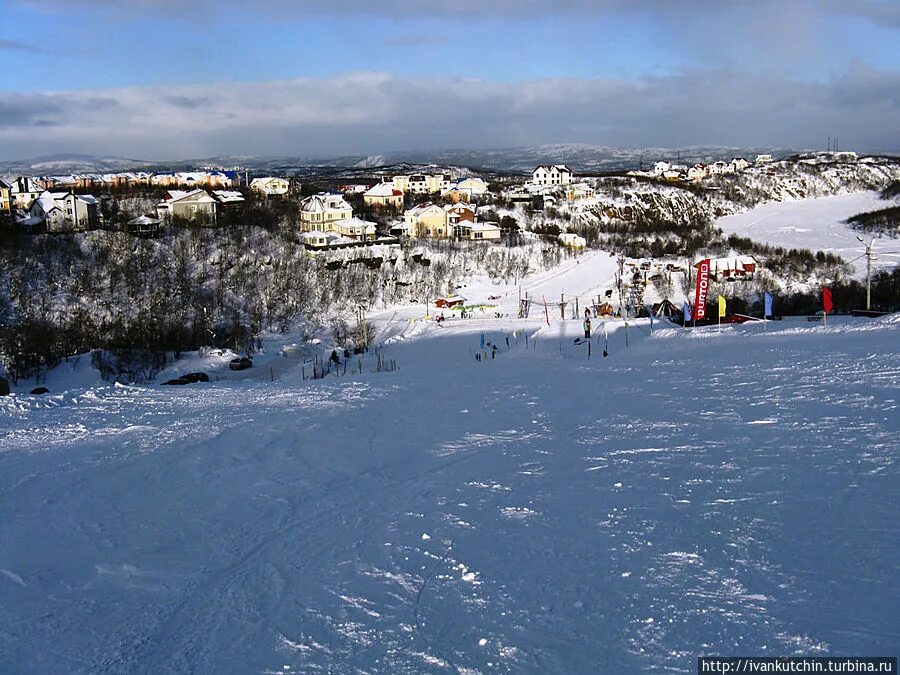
[822, 287, 833, 314]
[693, 259, 711, 320]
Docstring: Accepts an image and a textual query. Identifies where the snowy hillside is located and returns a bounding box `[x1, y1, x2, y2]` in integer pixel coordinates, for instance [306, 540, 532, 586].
[715, 192, 900, 279]
[1, 251, 897, 672]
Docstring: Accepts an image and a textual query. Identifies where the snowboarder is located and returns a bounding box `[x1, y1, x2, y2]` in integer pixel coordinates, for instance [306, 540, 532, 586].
[491, 344, 498, 359]
[583, 316, 592, 339]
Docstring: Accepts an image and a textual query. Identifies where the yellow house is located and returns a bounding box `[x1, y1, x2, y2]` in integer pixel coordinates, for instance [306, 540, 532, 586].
[0, 179, 11, 212]
[403, 203, 449, 238]
[363, 182, 404, 211]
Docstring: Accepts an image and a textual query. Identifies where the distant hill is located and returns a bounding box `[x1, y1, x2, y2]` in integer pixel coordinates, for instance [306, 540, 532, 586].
[1, 144, 805, 177]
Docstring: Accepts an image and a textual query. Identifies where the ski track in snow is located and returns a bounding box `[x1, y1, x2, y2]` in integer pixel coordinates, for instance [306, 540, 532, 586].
[1, 318, 899, 671]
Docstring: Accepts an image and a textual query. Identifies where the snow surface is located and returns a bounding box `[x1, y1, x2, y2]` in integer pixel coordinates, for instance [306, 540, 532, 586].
[715, 192, 900, 279]
[1, 254, 899, 673]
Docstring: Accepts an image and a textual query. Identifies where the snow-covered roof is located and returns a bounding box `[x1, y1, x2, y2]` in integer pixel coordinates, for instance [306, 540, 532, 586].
[213, 190, 245, 203]
[300, 193, 351, 213]
[365, 182, 402, 198]
[129, 215, 160, 225]
[404, 203, 443, 217]
[164, 189, 215, 204]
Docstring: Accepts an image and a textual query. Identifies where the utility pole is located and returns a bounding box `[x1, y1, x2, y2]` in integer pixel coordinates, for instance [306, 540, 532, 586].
[856, 236, 877, 310]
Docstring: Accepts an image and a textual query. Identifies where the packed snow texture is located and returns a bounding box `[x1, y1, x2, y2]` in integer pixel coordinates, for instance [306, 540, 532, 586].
[714, 191, 900, 278]
[1, 307, 898, 672]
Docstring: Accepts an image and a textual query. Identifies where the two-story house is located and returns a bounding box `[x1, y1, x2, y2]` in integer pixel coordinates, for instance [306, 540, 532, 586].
[27, 191, 100, 232]
[299, 193, 353, 232]
[532, 165, 573, 186]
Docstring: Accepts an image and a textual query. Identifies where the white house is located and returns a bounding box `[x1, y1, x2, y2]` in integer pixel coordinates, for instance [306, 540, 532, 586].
[730, 157, 750, 172]
[300, 231, 344, 249]
[755, 154, 774, 164]
[392, 173, 452, 195]
[653, 161, 671, 176]
[250, 177, 291, 198]
[336, 217, 377, 242]
[27, 191, 100, 232]
[456, 221, 501, 241]
[299, 193, 353, 232]
[708, 161, 732, 176]
[157, 189, 219, 224]
[532, 165, 573, 186]
[9, 177, 43, 210]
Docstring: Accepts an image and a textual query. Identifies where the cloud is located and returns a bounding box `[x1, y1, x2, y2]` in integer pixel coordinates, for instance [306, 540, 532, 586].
[0, 38, 50, 54]
[0, 67, 897, 160]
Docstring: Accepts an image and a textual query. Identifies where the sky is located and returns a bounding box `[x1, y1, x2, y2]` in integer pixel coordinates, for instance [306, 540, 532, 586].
[0, 0, 898, 161]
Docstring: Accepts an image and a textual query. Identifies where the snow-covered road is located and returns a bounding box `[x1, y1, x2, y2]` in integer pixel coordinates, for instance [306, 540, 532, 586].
[1, 316, 898, 673]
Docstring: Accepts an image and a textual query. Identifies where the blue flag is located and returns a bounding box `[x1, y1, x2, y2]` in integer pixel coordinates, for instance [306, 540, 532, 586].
[683, 301, 691, 322]
[480, 333, 485, 349]
[764, 292, 773, 318]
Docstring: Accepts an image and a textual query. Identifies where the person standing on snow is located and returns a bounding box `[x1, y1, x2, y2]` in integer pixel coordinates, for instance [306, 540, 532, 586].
[583, 316, 592, 339]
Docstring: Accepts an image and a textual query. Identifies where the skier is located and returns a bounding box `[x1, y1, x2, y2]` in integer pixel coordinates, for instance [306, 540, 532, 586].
[583, 315, 592, 339]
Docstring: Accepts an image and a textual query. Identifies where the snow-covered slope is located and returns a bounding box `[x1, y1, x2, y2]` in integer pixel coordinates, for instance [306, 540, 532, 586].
[1, 263, 897, 673]
[715, 192, 900, 278]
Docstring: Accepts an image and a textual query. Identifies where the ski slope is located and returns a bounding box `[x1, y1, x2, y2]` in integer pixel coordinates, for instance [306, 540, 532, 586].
[715, 192, 900, 278]
[2, 310, 898, 672]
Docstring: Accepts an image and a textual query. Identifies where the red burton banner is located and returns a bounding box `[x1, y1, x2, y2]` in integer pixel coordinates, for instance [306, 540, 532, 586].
[693, 258, 711, 321]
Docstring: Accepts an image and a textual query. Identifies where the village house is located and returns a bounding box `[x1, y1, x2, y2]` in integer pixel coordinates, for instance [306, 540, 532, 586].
[363, 182, 404, 211]
[402, 203, 449, 238]
[250, 177, 291, 198]
[157, 189, 219, 224]
[444, 202, 477, 227]
[532, 165, 573, 186]
[9, 177, 43, 210]
[337, 217, 377, 242]
[300, 231, 342, 249]
[687, 164, 709, 181]
[455, 221, 501, 241]
[653, 161, 671, 176]
[0, 179, 11, 212]
[709, 255, 758, 281]
[755, 154, 774, 164]
[24, 191, 100, 232]
[558, 232, 587, 249]
[299, 193, 353, 232]
[565, 183, 595, 201]
[392, 173, 452, 195]
[731, 157, 750, 172]
[708, 161, 732, 176]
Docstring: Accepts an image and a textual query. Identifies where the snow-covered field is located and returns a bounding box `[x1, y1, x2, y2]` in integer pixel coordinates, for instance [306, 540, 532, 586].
[1, 260, 898, 673]
[715, 191, 900, 278]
